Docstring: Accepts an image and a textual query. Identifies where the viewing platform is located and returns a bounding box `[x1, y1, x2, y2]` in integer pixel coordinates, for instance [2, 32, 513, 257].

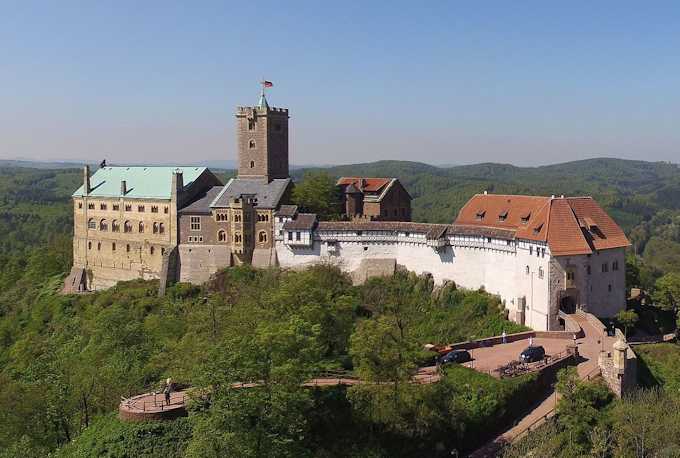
[119, 390, 188, 422]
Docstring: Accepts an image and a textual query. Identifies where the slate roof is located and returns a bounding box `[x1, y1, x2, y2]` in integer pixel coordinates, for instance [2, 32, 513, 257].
[179, 186, 224, 215]
[210, 178, 291, 209]
[283, 213, 317, 231]
[455, 194, 630, 255]
[315, 221, 515, 240]
[276, 205, 298, 217]
[73, 166, 209, 199]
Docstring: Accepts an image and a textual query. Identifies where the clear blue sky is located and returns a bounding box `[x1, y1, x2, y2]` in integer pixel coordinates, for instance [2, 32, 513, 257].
[2, 1, 679, 166]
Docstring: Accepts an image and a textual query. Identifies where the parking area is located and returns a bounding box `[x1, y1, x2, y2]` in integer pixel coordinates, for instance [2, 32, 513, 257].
[459, 336, 573, 374]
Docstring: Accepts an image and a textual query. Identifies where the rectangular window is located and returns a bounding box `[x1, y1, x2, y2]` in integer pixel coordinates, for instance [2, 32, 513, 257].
[612, 261, 619, 271]
[288, 232, 293, 241]
[529, 246, 533, 255]
[296, 232, 301, 241]
[587, 265, 591, 275]
[112, 242, 116, 251]
[190, 216, 201, 231]
[602, 263, 608, 273]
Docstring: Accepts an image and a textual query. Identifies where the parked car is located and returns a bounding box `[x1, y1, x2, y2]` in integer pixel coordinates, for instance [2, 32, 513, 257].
[519, 345, 545, 363]
[439, 349, 472, 365]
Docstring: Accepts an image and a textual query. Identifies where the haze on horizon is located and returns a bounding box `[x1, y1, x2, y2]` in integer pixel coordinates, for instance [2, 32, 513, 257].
[2, 1, 679, 167]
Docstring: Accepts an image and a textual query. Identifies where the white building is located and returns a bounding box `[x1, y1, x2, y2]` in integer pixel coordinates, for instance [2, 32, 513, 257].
[276, 193, 630, 331]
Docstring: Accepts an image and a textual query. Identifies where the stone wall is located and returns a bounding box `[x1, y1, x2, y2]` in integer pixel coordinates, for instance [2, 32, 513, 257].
[177, 245, 232, 284]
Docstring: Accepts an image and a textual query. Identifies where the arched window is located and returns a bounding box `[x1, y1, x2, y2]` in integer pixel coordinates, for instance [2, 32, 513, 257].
[234, 233, 242, 243]
[97, 242, 101, 251]
[112, 220, 120, 232]
[249, 139, 256, 149]
[153, 222, 159, 234]
[126, 244, 130, 252]
[234, 214, 242, 222]
[138, 222, 144, 233]
[250, 160, 255, 168]
[87, 218, 96, 230]
[150, 246, 155, 255]
[124, 220, 132, 233]
[218, 230, 226, 242]
[159, 223, 165, 234]
[99, 219, 108, 231]
[161, 247, 166, 256]
[88, 241, 92, 250]
[112, 242, 116, 251]
[258, 231, 267, 243]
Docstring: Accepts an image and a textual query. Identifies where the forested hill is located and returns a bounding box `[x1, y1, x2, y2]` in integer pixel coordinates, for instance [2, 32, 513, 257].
[294, 158, 680, 229]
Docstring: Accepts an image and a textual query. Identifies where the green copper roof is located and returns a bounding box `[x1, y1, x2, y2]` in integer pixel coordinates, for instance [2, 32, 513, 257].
[73, 166, 208, 199]
[258, 93, 269, 109]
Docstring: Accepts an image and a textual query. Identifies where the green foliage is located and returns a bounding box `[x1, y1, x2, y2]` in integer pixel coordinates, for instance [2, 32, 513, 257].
[634, 343, 680, 393]
[55, 414, 193, 458]
[615, 309, 639, 337]
[291, 171, 342, 219]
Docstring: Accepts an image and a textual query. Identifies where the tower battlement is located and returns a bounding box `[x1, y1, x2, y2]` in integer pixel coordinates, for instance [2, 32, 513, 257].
[236, 106, 289, 115]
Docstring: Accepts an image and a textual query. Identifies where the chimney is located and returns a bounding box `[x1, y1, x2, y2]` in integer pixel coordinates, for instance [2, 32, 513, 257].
[120, 180, 127, 196]
[483, 190, 488, 195]
[83, 165, 91, 195]
[171, 169, 184, 203]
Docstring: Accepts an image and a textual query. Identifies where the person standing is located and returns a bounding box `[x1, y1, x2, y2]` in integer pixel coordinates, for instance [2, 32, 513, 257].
[164, 377, 173, 406]
[501, 330, 507, 344]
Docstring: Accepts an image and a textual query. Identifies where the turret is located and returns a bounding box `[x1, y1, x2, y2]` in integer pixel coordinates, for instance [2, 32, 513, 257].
[120, 180, 127, 196]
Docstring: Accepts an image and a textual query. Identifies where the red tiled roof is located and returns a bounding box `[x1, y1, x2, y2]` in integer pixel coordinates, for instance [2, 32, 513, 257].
[454, 194, 630, 256]
[336, 177, 392, 193]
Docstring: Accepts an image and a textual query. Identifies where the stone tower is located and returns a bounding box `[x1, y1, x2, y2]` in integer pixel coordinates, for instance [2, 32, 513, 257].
[236, 90, 289, 182]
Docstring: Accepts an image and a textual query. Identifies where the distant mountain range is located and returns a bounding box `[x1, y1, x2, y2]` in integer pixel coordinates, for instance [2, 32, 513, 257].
[0, 159, 325, 170]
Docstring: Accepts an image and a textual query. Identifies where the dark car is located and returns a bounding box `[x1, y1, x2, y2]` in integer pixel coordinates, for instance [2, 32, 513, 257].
[519, 345, 545, 363]
[439, 349, 472, 365]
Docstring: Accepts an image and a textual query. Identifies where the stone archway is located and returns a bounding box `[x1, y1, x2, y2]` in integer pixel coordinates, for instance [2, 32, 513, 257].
[560, 295, 577, 314]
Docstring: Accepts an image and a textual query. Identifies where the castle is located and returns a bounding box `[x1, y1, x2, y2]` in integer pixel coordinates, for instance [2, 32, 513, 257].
[64, 90, 630, 331]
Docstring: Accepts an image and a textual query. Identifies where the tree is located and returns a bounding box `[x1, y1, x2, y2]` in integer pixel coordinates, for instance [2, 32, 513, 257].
[616, 309, 639, 337]
[652, 272, 680, 332]
[186, 316, 322, 458]
[292, 171, 342, 220]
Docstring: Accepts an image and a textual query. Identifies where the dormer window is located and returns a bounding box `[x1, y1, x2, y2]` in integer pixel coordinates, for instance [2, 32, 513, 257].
[475, 209, 486, 220]
[250, 161, 255, 168]
[498, 210, 508, 222]
[520, 212, 531, 224]
[533, 223, 544, 234]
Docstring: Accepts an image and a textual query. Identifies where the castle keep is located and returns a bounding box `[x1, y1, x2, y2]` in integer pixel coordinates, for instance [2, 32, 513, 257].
[64, 89, 630, 331]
